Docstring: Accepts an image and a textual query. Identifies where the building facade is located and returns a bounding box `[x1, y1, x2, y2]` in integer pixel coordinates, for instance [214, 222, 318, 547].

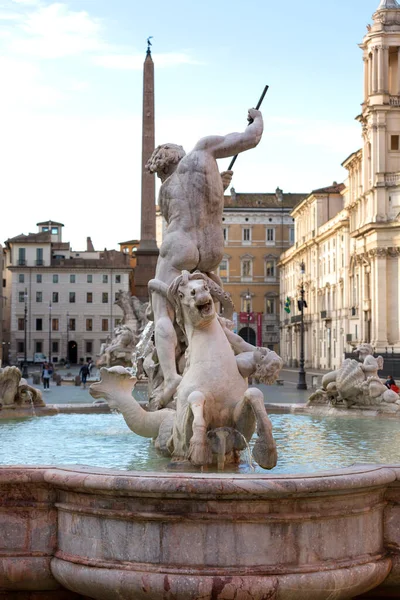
[221, 188, 306, 353]
[4, 220, 132, 365]
[279, 0, 400, 368]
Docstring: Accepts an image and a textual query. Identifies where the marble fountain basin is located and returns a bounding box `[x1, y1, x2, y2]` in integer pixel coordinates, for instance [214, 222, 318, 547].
[2, 411, 400, 599]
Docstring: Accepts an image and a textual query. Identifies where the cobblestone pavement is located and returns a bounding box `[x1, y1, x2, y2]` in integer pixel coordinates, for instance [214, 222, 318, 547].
[23, 364, 316, 406]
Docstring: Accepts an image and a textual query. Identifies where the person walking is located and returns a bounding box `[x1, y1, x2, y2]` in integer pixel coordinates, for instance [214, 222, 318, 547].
[79, 362, 89, 389]
[42, 362, 51, 391]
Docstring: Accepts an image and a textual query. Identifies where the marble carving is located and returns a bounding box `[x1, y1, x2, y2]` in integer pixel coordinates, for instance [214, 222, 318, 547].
[91, 110, 284, 469]
[96, 290, 147, 368]
[0, 366, 45, 409]
[308, 343, 400, 408]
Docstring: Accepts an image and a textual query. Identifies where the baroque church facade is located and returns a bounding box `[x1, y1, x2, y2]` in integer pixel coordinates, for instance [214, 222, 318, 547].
[279, 0, 400, 370]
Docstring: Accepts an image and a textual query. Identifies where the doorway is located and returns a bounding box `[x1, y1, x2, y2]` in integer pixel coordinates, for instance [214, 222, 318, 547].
[239, 327, 256, 345]
[68, 341, 78, 364]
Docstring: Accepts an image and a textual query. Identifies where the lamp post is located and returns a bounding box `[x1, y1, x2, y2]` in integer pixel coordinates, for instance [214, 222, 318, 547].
[48, 302, 52, 363]
[297, 261, 307, 390]
[245, 289, 251, 343]
[22, 288, 29, 378]
[66, 311, 69, 362]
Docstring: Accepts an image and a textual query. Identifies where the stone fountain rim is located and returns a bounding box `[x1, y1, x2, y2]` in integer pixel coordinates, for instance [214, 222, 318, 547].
[1, 463, 398, 497]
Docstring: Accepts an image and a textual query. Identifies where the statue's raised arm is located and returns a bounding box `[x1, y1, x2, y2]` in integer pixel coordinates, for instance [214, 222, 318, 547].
[193, 108, 263, 159]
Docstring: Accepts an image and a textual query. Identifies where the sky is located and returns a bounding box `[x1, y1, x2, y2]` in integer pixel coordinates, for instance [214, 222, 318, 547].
[0, 0, 382, 250]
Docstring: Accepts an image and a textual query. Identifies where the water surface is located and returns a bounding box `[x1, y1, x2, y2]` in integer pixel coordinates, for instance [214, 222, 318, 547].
[1, 413, 399, 474]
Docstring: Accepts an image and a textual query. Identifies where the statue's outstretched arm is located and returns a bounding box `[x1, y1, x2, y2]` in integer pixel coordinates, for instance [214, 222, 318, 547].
[219, 319, 255, 355]
[193, 109, 263, 159]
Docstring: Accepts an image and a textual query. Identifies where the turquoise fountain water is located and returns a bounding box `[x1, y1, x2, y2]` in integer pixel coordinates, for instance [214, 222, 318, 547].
[2, 412, 400, 473]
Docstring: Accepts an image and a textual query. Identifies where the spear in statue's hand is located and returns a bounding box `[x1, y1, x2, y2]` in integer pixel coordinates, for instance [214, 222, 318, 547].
[227, 85, 269, 171]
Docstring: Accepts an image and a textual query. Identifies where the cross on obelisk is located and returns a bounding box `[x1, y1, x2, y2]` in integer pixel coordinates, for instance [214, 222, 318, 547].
[134, 38, 159, 301]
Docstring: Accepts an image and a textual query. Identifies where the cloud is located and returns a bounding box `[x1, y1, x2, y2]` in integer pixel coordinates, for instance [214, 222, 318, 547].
[8, 2, 105, 58]
[93, 51, 202, 70]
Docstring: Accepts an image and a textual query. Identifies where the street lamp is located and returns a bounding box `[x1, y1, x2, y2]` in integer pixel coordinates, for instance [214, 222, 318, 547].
[245, 289, 251, 343]
[48, 302, 52, 363]
[297, 261, 307, 390]
[66, 311, 69, 362]
[22, 288, 29, 378]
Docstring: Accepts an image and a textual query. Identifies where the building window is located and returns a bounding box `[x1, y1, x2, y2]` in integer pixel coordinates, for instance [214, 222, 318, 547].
[70, 274, 76, 283]
[51, 227, 58, 234]
[18, 248, 26, 266]
[265, 260, 275, 278]
[103, 274, 108, 283]
[18, 291, 25, 302]
[36, 248, 43, 266]
[242, 228, 251, 243]
[69, 318, 76, 331]
[36, 291, 42, 303]
[242, 259, 252, 278]
[69, 292, 76, 303]
[115, 275, 121, 284]
[86, 341, 93, 353]
[52, 341, 59, 353]
[86, 319, 93, 331]
[18, 274, 24, 283]
[87, 292, 93, 303]
[52, 292, 59, 303]
[102, 319, 109, 332]
[18, 318, 24, 331]
[17, 341, 24, 353]
[266, 299, 275, 314]
[218, 260, 228, 282]
[53, 274, 58, 284]
[35, 341, 43, 353]
[102, 292, 109, 303]
[36, 318, 43, 331]
[52, 318, 59, 331]
[241, 296, 252, 312]
[223, 228, 228, 243]
[289, 228, 295, 244]
[391, 135, 400, 151]
[36, 274, 42, 283]
[87, 274, 93, 283]
[115, 292, 119, 301]
[266, 228, 275, 243]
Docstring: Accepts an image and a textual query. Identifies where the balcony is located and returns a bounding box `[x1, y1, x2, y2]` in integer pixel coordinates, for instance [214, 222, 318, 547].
[35, 260, 44, 266]
[390, 95, 400, 107]
[17, 260, 26, 266]
[291, 315, 302, 324]
[320, 310, 331, 320]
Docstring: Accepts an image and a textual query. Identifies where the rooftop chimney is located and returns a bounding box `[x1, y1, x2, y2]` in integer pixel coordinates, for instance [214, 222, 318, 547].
[87, 237, 94, 252]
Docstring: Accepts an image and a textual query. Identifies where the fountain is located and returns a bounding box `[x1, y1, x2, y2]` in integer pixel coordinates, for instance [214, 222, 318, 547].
[2, 110, 400, 599]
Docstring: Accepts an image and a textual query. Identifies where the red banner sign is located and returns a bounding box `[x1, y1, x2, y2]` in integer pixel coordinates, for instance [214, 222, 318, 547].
[239, 311, 255, 324]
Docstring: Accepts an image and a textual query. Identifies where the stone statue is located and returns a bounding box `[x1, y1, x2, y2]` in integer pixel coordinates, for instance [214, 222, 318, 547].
[0, 366, 45, 409]
[145, 108, 263, 405]
[308, 343, 400, 408]
[97, 291, 148, 368]
[90, 108, 282, 470]
[91, 271, 281, 470]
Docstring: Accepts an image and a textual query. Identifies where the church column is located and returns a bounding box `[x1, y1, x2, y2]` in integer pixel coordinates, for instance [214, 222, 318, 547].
[370, 248, 389, 351]
[373, 47, 379, 93]
[397, 47, 400, 95]
[383, 46, 389, 93]
[378, 46, 384, 92]
[364, 56, 369, 101]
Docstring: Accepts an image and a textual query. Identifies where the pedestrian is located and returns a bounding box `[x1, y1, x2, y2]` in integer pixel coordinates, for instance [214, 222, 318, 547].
[42, 362, 51, 391]
[79, 362, 89, 389]
[385, 375, 396, 389]
[87, 358, 93, 376]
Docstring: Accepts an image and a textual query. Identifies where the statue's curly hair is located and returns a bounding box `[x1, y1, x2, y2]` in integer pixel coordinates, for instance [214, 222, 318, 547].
[145, 143, 186, 174]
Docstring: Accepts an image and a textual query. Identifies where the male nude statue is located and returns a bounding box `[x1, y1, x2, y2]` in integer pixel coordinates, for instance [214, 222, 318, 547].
[146, 108, 264, 404]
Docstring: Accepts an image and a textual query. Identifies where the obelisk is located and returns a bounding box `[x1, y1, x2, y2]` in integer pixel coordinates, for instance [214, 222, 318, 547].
[134, 38, 159, 301]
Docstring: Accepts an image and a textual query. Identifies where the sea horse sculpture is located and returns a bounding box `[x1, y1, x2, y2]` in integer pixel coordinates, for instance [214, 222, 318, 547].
[90, 271, 282, 470]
